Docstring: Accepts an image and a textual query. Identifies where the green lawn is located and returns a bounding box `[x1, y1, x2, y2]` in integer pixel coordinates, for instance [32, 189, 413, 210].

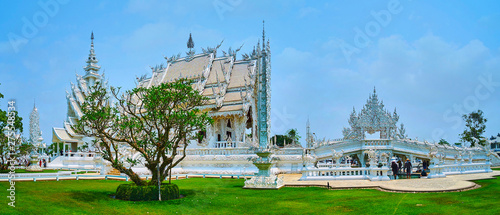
[1, 177, 500, 214]
[0, 169, 62, 174]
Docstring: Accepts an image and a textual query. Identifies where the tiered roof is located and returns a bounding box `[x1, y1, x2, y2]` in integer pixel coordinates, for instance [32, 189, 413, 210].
[137, 50, 257, 117]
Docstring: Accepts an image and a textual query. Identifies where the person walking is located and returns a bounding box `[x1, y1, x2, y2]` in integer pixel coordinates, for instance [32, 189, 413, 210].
[404, 159, 412, 179]
[391, 161, 399, 180]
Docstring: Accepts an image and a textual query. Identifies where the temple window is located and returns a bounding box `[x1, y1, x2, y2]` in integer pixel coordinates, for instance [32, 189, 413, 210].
[227, 119, 232, 128]
[217, 134, 221, 141]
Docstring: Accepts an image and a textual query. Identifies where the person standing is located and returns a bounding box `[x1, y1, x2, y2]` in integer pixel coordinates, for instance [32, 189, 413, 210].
[397, 159, 402, 173]
[391, 161, 399, 180]
[404, 159, 412, 179]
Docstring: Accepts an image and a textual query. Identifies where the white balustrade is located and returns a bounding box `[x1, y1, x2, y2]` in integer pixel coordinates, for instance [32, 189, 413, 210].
[300, 166, 390, 181]
[429, 162, 492, 178]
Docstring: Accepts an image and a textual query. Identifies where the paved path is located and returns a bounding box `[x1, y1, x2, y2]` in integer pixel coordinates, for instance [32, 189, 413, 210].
[279, 171, 500, 192]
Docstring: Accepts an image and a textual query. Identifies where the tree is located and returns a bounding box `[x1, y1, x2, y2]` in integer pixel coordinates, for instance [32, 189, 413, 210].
[270, 134, 292, 147]
[286, 128, 301, 144]
[0, 85, 24, 170]
[460, 110, 487, 147]
[438, 139, 450, 146]
[270, 128, 301, 147]
[73, 78, 212, 186]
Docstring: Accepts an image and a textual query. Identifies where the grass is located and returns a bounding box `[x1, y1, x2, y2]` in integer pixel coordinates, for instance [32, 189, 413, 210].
[1, 177, 500, 214]
[0, 169, 62, 174]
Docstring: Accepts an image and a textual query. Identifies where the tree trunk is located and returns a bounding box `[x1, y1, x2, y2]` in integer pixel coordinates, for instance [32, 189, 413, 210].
[114, 164, 146, 186]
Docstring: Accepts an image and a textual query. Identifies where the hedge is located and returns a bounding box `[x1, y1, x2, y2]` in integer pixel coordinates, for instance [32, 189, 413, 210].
[115, 183, 180, 201]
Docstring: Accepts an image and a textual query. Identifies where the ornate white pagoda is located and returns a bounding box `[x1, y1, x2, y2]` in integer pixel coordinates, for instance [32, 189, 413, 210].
[50, 32, 106, 169]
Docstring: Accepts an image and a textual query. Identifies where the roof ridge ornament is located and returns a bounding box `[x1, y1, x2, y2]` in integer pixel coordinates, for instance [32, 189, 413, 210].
[186, 33, 195, 61]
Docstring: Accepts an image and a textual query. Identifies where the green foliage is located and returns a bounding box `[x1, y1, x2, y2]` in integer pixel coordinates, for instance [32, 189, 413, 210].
[115, 183, 179, 201]
[460, 110, 487, 147]
[271, 128, 301, 147]
[2, 177, 500, 214]
[286, 128, 301, 143]
[73, 78, 213, 187]
[270, 134, 292, 147]
[0, 85, 24, 170]
[438, 139, 450, 146]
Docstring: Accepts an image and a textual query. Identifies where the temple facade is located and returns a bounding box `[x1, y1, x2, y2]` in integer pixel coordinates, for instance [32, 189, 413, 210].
[300, 90, 500, 181]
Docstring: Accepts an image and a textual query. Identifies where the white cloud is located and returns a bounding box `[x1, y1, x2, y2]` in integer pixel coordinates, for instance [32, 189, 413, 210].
[299, 7, 321, 18]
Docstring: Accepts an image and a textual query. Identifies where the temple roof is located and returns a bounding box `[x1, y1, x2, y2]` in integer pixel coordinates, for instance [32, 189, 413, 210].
[52, 127, 79, 143]
[343, 88, 401, 140]
[140, 48, 257, 117]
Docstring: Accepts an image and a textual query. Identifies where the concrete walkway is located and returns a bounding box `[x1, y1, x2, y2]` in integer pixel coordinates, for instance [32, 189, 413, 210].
[280, 171, 500, 192]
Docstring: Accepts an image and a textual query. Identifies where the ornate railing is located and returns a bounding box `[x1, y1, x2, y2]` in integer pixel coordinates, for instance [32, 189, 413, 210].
[177, 147, 254, 156]
[317, 163, 352, 168]
[300, 166, 390, 181]
[274, 148, 304, 155]
[213, 141, 240, 148]
[58, 152, 97, 158]
[428, 162, 492, 178]
[362, 139, 391, 147]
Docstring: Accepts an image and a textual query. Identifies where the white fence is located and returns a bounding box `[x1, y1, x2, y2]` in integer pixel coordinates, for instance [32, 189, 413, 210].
[300, 166, 390, 181]
[428, 162, 492, 178]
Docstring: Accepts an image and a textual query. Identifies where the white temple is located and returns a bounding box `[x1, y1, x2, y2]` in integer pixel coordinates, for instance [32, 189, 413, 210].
[29, 101, 43, 144]
[50, 32, 104, 169]
[49, 30, 500, 180]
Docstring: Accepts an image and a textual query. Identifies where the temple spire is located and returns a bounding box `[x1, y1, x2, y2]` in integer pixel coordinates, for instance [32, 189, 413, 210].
[83, 31, 101, 74]
[262, 20, 265, 50]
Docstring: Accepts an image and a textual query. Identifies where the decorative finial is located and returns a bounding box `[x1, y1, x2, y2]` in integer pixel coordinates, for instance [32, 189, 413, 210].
[262, 20, 265, 50]
[187, 33, 194, 49]
[91, 31, 94, 40]
[373, 86, 376, 94]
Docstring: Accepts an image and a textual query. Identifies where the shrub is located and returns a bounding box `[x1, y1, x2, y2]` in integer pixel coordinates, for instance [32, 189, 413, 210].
[115, 183, 179, 201]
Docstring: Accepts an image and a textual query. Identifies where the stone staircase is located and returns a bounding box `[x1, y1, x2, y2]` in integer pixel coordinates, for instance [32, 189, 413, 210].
[107, 168, 121, 175]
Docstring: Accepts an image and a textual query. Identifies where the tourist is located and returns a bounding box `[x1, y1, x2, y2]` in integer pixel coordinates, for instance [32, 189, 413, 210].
[404, 159, 412, 179]
[397, 159, 402, 173]
[421, 169, 428, 177]
[39, 160, 42, 167]
[391, 161, 398, 180]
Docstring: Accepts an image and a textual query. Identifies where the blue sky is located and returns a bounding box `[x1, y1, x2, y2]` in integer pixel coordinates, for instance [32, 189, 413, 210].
[1, 0, 500, 146]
